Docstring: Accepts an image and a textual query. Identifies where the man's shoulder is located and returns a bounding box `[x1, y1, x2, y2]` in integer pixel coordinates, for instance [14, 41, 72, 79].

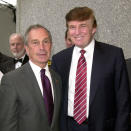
[0, 52, 13, 63]
[96, 41, 121, 50]
[52, 46, 74, 58]
[0, 58, 15, 74]
[3, 63, 29, 80]
[95, 41, 122, 55]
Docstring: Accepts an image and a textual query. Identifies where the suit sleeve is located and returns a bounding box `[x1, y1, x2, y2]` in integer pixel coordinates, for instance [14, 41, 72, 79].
[114, 49, 130, 131]
[0, 75, 18, 131]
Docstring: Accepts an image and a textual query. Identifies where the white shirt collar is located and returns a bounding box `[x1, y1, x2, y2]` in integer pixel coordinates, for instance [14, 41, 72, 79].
[74, 39, 95, 56]
[29, 60, 49, 74]
[15, 54, 26, 60]
[29, 60, 54, 98]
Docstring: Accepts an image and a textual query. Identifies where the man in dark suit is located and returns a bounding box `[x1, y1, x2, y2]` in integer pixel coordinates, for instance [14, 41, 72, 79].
[51, 7, 130, 131]
[0, 33, 29, 74]
[0, 24, 62, 131]
[0, 52, 13, 82]
[126, 58, 131, 127]
[126, 58, 131, 90]
[0, 52, 12, 64]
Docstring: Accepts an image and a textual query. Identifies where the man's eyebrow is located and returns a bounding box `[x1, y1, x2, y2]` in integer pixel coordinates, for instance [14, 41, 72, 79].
[31, 39, 39, 42]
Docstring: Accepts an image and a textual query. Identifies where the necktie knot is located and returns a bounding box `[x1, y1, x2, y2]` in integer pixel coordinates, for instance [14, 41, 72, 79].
[41, 69, 45, 76]
[80, 50, 86, 56]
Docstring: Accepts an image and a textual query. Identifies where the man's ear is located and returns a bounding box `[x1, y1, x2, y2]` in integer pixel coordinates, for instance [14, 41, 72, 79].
[25, 45, 29, 56]
[92, 27, 97, 35]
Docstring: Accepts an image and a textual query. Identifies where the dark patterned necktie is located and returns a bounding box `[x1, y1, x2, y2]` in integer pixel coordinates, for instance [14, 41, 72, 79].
[73, 50, 87, 124]
[40, 69, 54, 125]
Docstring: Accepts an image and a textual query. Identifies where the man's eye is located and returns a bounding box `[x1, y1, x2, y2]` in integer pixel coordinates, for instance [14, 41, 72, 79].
[11, 43, 16, 46]
[81, 24, 87, 28]
[43, 39, 50, 44]
[32, 41, 39, 45]
[69, 26, 75, 30]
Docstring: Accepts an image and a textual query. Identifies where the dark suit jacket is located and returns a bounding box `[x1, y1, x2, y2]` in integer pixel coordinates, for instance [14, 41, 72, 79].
[51, 41, 130, 131]
[0, 54, 29, 74]
[126, 58, 131, 90]
[126, 58, 131, 115]
[0, 52, 13, 64]
[0, 62, 62, 131]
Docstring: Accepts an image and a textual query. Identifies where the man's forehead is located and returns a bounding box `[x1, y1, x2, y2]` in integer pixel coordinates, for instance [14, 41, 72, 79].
[69, 19, 90, 23]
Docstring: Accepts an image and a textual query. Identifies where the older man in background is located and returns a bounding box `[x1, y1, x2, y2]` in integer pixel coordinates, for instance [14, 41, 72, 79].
[0, 52, 12, 82]
[0, 33, 29, 74]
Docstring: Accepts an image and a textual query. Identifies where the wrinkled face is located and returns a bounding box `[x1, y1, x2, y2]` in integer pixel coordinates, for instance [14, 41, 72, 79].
[9, 36, 25, 58]
[25, 28, 52, 68]
[67, 19, 96, 48]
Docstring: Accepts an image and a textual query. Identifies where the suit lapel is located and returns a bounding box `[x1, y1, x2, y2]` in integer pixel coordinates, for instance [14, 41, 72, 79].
[49, 68, 61, 127]
[89, 41, 104, 106]
[64, 47, 74, 113]
[65, 46, 74, 82]
[22, 63, 49, 125]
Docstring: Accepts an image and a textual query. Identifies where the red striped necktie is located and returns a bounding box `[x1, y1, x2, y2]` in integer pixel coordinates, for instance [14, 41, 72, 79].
[73, 50, 87, 124]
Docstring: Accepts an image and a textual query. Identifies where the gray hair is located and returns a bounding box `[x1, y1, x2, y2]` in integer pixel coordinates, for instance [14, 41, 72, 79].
[24, 24, 52, 45]
[9, 33, 24, 43]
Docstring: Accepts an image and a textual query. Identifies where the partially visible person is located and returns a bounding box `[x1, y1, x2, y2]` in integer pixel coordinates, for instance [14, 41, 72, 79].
[0, 52, 13, 77]
[0, 33, 29, 74]
[0, 24, 62, 131]
[126, 58, 131, 90]
[65, 29, 74, 48]
[0, 52, 12, 64]
[126, 58, 131, 128]
[51, 6, 130, 131]
[0, 71, 3, 84]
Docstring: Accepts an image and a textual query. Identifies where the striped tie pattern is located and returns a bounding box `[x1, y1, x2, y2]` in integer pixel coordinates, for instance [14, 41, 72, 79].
[73, 50, 87, 124]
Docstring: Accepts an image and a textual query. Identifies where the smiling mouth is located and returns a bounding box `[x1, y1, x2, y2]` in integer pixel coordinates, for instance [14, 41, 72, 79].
[74, 37, 83, 41]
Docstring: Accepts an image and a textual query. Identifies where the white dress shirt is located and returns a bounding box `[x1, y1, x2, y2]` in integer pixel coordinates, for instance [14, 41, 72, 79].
[29, 60, 54, 100]
[0, 71, 3, 84]
[68, 39, 95, 118]
[15, 54, 26, 69]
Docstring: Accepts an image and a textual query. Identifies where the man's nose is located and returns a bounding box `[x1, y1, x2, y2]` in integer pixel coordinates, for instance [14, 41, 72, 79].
[39, 43, 45, 49]
[14, 44, 17, 48]
[75, 27, 81, 35]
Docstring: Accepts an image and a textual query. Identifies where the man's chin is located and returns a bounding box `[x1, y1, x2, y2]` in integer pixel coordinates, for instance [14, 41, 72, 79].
[12, 50, 25, 58]
[12, 53, 19, 58]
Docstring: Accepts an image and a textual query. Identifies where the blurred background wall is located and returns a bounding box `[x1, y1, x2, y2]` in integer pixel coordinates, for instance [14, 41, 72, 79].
[12, 0, 131, 59]
[0, 3, 16, 56]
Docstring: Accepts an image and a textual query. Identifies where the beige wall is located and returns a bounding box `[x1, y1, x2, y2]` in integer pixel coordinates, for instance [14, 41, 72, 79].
[16, 0, 131, 58]
[0, 4, 16, 56]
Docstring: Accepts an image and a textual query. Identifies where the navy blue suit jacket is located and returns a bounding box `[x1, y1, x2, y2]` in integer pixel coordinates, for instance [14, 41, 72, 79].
[51, 41, 130, 131]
